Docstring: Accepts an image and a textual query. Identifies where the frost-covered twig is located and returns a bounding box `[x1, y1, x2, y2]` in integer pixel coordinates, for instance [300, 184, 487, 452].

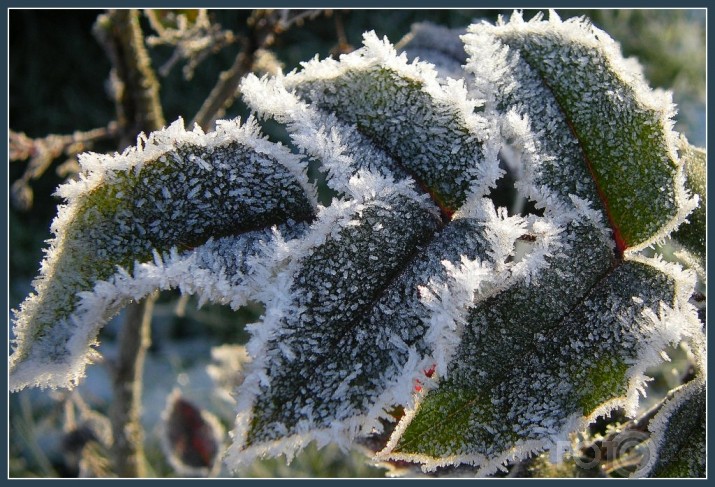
[191, 10, 324, 131]
[9, 124, 118, 210]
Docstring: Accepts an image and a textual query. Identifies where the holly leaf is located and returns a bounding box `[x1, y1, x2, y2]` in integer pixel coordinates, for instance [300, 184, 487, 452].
[638, 378, 706, 478]
[9, 12, 704, 478]
[9, 118, 315, 391]
[377, 11, 703, 475]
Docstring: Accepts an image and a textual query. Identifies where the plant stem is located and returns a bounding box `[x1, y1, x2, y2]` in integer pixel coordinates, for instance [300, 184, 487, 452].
[109, 295, 156, 477]
[94, 9, 165, 147]
[191, 10, 280, 131]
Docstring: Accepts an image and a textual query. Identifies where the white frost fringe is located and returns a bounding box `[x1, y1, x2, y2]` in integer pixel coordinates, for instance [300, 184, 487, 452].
[57, 116, 315, 209]
[225, 169, 437, 470]
[634, 377, 706, 478]
[465, 10, 698, 252]
[10, 232, 277, 392]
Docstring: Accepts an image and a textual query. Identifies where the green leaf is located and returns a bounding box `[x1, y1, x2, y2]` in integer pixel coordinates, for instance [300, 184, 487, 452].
[466, 10, 696, 251]
[10, 13, 705, 479]
[378, 11, 703, 475]
[283, 32, 502, 212]
[638, 378, 706, 478]
[671, 136, 706, 274]
[378, 258, 700, 474]
[9, 118, 315, 391]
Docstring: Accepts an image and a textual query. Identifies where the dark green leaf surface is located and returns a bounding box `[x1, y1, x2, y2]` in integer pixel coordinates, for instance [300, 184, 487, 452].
[10, 119, 315, 391]
[672, 137, 706, 271]
[639, 379, 705, 478]
[482, 12, 694, 249]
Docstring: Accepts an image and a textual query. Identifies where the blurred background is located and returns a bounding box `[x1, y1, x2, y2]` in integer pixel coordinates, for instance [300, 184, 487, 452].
[8, 9, 706, 477]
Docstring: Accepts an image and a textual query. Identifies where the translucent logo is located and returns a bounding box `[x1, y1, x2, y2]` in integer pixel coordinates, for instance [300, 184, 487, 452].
[553, 430, 651, 477]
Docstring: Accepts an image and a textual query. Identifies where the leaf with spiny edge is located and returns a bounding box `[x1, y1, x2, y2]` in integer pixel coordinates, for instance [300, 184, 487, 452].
[378, 257, 702, 475]
[9, 12, 705, 479]
[378, 11, 703, 476]
[637, 378, 706, 478]
[9, 118, 315, 391]
[284, 31, 503, 214]
[472, 10, 697, 252]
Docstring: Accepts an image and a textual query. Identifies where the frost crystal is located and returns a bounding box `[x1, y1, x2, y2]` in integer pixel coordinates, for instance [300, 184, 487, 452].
[465, 10, 696, 249]
[285, 31, 501, 211]
[378, 11, 704, 476]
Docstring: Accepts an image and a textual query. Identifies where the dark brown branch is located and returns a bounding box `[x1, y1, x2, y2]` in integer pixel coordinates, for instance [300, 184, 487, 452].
[109, 295, 156, 478]
[94, 9, 166, 146]
[190, 11, 279, 131]
[9, 124, 118, 211]
[190, 9, 327, 132]
[330, 10, 354, 57]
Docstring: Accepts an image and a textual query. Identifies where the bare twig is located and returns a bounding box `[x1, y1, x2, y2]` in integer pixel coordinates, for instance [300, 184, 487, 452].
[330, 10, 354, 57]
[190, 11, 276, 131]
[109, 295, 156, 478]
[94, 9, 165, 148]
[9, 124, 118, 211]
[191, 9, 326, 131]
[145, 9, 236, 80]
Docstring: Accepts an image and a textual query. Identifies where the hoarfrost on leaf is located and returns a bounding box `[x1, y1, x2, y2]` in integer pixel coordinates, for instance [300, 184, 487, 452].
[9, 10, 705, 479]
[10, 117, 315, 391]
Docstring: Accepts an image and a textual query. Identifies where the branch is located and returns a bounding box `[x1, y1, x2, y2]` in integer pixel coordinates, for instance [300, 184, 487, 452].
[144, 9, 237, 80]
[109, 295, 156, 477]
[9, 124, 118, 210]
[93, 9, 166, 477]
[191, 9, 326, 131]
[94, 9, 165, 145]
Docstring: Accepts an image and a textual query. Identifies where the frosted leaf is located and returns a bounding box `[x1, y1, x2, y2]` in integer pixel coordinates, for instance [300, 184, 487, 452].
[226, 192, 553, 468]
[464, 10, 697, 250]
[11, 224, 304, 393]
[671, 136, 706, 274]
[10, 11, 705, 479]
[241, 74, 410, 194]
[379, 258, 703, 475]
[10, 117, 315, 391]
[284, 31, 501, 212]
[637, 378, 705, 478]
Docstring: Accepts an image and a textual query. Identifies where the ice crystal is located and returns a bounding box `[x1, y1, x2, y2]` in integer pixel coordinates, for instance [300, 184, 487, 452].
[10, 118, 314, 391]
